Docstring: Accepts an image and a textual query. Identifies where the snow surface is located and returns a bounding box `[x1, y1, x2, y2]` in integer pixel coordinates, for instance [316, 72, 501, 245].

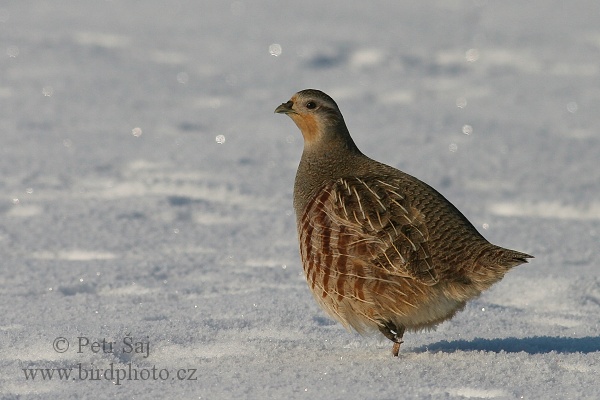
[1, 1, 599, 399]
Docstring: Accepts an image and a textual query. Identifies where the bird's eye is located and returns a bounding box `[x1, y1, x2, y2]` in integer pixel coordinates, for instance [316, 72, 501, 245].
[306, 101, 317, 109]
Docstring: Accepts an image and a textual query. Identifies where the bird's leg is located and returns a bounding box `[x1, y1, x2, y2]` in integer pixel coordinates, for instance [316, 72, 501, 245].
[378, 322, 406, 357]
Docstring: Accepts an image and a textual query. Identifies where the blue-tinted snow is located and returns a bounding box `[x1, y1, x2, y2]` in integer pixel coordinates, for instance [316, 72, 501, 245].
[1, 1, 599, 398]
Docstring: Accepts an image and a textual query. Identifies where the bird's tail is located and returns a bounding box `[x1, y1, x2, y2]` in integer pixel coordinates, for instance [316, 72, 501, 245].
[467, 245, 533, 290]
[495, 248, 534, 268]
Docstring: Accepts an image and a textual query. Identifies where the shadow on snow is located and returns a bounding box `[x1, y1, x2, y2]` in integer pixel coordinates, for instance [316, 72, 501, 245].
[416, 336, 600, 355]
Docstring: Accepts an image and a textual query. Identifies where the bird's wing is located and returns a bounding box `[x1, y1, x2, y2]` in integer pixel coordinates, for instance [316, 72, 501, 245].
[323, 176, 438, 285]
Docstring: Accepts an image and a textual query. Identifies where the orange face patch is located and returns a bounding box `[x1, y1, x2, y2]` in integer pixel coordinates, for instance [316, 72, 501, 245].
[289, 112, 320, 143]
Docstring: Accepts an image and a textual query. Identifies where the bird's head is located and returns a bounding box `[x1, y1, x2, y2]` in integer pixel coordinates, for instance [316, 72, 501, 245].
[275, 89, 349, 147]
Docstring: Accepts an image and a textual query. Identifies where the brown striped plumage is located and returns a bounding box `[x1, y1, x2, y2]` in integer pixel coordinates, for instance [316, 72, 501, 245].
[275, 89, 532, 356]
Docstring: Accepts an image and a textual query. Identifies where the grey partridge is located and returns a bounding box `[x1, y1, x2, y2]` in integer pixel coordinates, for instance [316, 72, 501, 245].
[275, 89, 532, 356]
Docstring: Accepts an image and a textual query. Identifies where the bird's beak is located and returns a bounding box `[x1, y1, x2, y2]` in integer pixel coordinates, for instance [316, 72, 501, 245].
[275, 100, 294, 114]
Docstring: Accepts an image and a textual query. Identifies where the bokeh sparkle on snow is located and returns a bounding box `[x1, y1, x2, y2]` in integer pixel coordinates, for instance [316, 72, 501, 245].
[269, 43, 282, 57]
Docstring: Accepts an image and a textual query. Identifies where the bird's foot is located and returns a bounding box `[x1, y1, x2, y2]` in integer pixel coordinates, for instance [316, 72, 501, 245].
[379, 321, 406, 357]
[392, 341, 402, 357]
